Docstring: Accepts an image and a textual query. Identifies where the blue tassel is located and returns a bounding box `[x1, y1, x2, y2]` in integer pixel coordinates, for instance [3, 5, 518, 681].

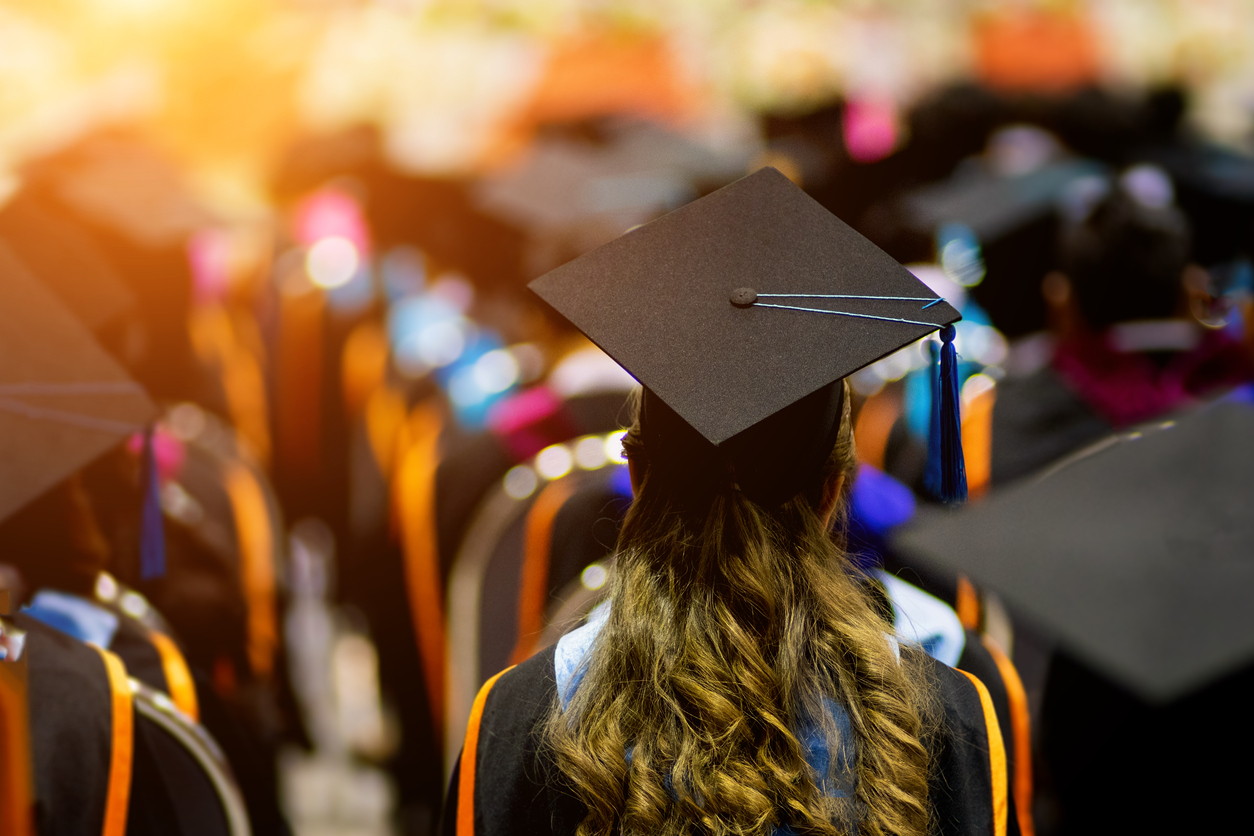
[923, 325, 968, 504]
[923, 340, 942, 494]
[139, 427, 166, 580]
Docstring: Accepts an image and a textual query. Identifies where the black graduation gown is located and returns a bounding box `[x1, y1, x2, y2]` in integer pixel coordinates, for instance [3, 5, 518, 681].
[442, 644, 1009, 836]
[102, 599, 293, 836]
[107, 610, 174, 694]
[953, 632, 1029, 836]
[1039, 653, 1251, 834]
[19, 614, 115, 836]
[367, 389, 630, 828]
[435, 390, 632, 586]
[986, 367, 1111, 488]
[867, 575, 1027, 836]
[18, 614, 238, 836]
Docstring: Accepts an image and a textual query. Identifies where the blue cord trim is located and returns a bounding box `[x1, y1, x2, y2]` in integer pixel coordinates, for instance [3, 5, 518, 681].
[0, 381, 147, 434]
[755, 303, 942, 328]
[0, 398, 143, 434]
[756, 293, 939, 302]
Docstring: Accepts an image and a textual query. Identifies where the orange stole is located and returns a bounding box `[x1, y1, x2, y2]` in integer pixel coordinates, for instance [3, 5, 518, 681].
[91, 646, 134, 836]
[958, 670, 1009, 836]
[189, 304, 273, 468]
[224, 462, 279, 680]
[510, 479, 577, 665]
[0, 644, 33, 836]
[148, 630, 199, 722]
[456, 667, 513, 836]
[275, 286, 326, 481]
[394, 404, 447, 731]
[854, 386, 903, 470]
[962, 382, 996, 500]
[955, 575, 982, 632]
[982, 635, 1035, 836]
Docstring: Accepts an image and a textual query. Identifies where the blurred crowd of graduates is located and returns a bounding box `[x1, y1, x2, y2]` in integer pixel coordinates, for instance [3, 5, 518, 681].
[0, 11, 1253, 828]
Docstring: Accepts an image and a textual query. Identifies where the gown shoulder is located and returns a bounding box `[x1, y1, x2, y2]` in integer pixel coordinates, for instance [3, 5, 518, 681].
[448, 643, 1007, 836]
[443, 646, 585, 836]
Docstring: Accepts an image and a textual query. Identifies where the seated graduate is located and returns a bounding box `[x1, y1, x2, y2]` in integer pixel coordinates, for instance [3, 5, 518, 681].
[445, 168, 1008, 836]
[0, 261, 250, 836]
[988, 165, 1254, 486]
[892, 399, 1254, 834]
[0, 234, 293, 836]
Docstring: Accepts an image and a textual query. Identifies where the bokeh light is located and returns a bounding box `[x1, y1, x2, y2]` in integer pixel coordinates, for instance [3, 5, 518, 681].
[306, 236, 360, 289]
[580, 562, 609, 591]
[574, 435, 609, 470]
[605, 431, 628, 465]
[471, 349, 520, 396]
[535, 443, 574, 481]
[503, 465, 538, 500]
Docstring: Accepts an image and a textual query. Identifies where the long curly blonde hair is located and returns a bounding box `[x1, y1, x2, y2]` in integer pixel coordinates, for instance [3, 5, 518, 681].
[545, 383, 934, 836]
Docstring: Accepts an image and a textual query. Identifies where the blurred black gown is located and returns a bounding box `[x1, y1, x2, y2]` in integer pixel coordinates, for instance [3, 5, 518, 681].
[19, 614, 234, 836]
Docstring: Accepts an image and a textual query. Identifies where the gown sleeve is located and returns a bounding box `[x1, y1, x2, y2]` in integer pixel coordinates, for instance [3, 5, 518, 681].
[954, 632, 1032, 836]
[19, 614, 116, 836]
[921, 649, 1010, 836]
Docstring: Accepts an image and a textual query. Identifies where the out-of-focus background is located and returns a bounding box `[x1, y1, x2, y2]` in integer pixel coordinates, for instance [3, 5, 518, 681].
[2, 2, 1253, 835]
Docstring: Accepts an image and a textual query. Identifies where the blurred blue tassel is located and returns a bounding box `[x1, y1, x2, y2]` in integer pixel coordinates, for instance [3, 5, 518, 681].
[140, 427, 166, 580]
[923, 325, 967, 504]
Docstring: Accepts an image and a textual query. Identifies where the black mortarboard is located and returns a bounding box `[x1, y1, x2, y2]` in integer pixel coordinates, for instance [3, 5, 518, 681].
[530, 166, 961, 504]
[0, 247, 155, 524]
[1141, 141, 1254, 267]
[0, 195, 135, 332]
[904, 158, 1105, 244]
[893, 400, 1254, 703]
[902, 157, 1106, 337]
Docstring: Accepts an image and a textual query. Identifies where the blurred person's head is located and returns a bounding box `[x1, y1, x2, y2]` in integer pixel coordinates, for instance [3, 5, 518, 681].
[274, 128, 527, 292]
[0, 476, 112, 600]
[1046, 166, 1195, 334]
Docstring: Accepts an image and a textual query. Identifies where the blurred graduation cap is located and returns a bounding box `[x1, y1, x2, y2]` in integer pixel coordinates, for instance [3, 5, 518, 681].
[1142, 141, 1254, 267]
[530, 166, 963, 505]
[893, 400, 1254, 703]
[475, 121, 748, 276]
[0, 199, 136, 332]
[0, 247, 155, 524]
[22, 133, 213, 249]
[902, 154, 1106, 337]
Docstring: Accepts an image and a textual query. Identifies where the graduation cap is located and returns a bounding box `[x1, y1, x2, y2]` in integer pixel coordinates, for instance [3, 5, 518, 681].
[0, 247, 156, 526]
[902, 156, 1106, 337]
[26, 133, 214, 249]
[530, 166, 963, 506]
[892, 400, 1254, 703]
[0, 196, 136, 332]
[1142, 141, 1254, 267]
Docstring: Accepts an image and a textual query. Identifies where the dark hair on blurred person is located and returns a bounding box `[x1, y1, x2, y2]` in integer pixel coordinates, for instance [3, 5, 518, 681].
[1060, 169, 1191, 330]
[0, 477, 111, 599]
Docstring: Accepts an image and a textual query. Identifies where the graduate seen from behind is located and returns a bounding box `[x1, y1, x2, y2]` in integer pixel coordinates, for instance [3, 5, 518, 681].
[989, 165, 1254, 486]
[446, 168, 1007, 836]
